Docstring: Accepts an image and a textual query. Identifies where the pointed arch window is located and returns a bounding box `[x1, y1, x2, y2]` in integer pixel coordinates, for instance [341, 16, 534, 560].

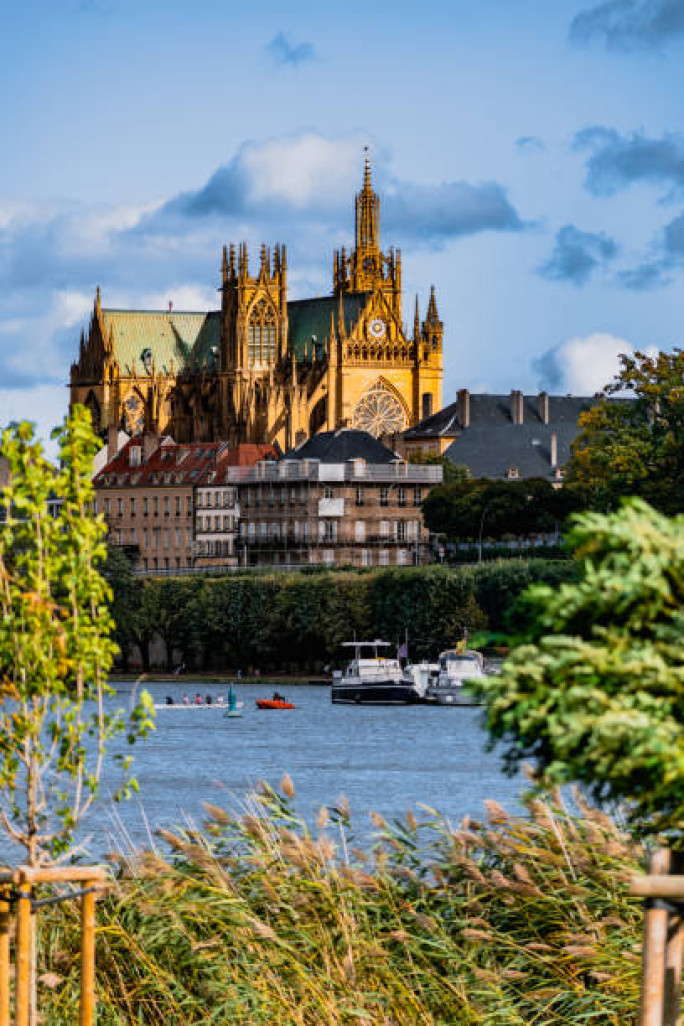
[248, 299, 277, 367]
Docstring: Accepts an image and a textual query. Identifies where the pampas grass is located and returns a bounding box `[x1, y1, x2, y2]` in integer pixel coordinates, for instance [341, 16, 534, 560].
[36, 779, 643, 1025]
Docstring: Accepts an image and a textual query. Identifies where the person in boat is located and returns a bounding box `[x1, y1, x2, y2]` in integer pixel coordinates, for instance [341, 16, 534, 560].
[194, 692, 202, 705]
[272, 691, 285, 702]
[205, 694, 212, 705]
[216, 694, 225, 705]
[165, 695, 174, 705]
[182, 693, 190, 705]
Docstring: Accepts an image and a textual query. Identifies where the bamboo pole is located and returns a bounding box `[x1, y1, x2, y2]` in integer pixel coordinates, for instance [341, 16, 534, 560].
[79, 886, 96, 1026]
[0, 887, 10, 1026]
[664, 853, 684, 1026]
[641, 848, 672, 1026]
[15, 883, 32, 1026]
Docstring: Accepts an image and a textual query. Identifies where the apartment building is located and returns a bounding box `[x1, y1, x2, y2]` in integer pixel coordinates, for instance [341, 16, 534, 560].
[94, 437, 228, 572]
[230, 430, 442, 567]
[194, 444, 276, 568]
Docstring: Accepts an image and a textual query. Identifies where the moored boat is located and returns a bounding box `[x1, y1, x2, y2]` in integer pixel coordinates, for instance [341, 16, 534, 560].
[332, 640, 416, 705]
[401, 660, 439, 701]
[423, 649, 485, 706]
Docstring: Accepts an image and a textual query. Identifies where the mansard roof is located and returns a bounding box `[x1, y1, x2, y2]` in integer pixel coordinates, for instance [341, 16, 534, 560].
[101, 309, 221, 376]
[285, 428, 398, 464]
[286, 293, 369, 360]
[442, 394, 595, 480]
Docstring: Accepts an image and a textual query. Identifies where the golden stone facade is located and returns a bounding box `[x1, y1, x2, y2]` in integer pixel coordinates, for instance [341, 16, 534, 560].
[70, 159, 443, 449]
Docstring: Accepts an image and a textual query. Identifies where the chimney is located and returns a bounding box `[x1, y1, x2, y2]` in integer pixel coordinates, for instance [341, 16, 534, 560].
[142, 433, 158, 464]
[457, 388, 470, 428]
[107, 424, 119, 463]
[538, 391, 550, 425]
[510, 390, 524, 425]
[550, 430, 558, 469]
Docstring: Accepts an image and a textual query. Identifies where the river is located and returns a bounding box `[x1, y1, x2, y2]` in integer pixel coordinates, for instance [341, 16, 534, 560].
[89, 679, 526, 858]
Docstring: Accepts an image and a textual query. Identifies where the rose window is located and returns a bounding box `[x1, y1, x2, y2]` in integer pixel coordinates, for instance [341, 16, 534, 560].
[352, 384, 407, 437]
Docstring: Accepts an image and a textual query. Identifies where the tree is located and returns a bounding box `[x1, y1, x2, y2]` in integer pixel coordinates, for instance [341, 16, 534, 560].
[0, 407, 155, 865]
[568, 348, 684, 514]
[480, 498, 684, 838]
[104, 543, 140, 671]
[422, 476, 580, 543]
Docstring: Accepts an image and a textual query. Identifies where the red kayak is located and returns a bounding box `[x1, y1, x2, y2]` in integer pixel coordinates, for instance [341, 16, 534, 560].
[255, 699, 295, 710]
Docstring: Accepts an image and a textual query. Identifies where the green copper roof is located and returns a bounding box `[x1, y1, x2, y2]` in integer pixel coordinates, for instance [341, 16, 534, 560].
[102, 310, 221, 375]
[287, 294, 369, 361]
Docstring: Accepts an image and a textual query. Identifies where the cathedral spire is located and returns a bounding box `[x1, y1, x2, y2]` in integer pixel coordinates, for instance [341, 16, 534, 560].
[413, 295, 421, 342]
[355, 148, 380, 259]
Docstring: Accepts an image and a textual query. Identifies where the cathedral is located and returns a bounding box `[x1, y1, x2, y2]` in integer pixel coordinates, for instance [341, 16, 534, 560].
[70, 158, 444, 449]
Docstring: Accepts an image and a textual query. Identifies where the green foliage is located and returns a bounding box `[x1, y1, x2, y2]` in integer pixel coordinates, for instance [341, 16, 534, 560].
[0, 408, 155, 863]
[37, 781, 642, 1024]
[422, 476, 583, 542]
[568, 348, 684, 514]
[108, 561, 574, 671]
[480, 498, 684, 838]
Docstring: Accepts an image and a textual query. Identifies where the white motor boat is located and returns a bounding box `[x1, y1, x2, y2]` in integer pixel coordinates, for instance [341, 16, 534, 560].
[401, 661, 439, 701]
[423, 649, 485, 706]
[332, 640, 416, 705]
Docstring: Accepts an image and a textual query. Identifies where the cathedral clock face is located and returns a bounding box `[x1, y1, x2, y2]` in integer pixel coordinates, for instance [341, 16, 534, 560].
[368, 318, 386, 339]
[123, 393, 144, 435]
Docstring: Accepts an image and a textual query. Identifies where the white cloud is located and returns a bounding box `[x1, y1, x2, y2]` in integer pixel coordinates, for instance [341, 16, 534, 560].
[535, 331, 649, 394]
[139, 284, 219, 311]
[241, 133, 365, 209]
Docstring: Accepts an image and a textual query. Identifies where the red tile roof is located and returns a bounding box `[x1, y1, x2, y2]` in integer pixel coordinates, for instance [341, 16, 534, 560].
[93, 438, 278, 488]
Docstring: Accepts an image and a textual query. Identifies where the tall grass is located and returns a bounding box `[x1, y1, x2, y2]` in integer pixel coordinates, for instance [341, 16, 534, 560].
[37, 779, 643, 1025]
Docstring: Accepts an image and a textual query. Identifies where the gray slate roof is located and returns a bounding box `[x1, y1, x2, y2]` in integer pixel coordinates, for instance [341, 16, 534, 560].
[412, 394, 596, 480]
[285, 429, 398, 464]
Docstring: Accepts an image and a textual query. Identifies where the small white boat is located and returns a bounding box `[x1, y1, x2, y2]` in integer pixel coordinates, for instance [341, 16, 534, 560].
[154, 697, 244, 711]
[423, 649, 485, 706]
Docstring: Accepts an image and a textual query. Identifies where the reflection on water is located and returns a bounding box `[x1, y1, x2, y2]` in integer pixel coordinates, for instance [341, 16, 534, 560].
[0, 681, 527, 861]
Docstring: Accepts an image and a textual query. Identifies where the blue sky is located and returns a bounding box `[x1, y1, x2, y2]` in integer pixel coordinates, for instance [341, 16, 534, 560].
[2, 0, 684, 449]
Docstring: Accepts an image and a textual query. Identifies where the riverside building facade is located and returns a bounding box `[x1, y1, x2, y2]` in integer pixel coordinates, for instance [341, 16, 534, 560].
[232, 430, 442, 568]
[95, 429, 440, 571]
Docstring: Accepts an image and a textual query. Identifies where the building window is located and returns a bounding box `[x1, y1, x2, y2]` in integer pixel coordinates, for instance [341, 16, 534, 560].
[176, 528, 182, 547]
[186, 496, 192, 516]
[143, 528, 149, 548]
[355, 486, 364, 507]
[130, 497, 136, 517]
[248, 298, 277, 367]
[396, 521, 406, 542]
[380, 487, 389, 507]
[117, 498, 123, 516]
[153, 497, 159, 516]
[379, 549, 389, 566]
[164, 496, 170, 517]
[290, 488, 296, 506]
[397, 549, 409, 566]
[104, 498, 110, 517]
[143, 497, 149, 516]
[397, 487, 406, 508]
[176, 495, 181, 516]
[379, 520, 390, 538]
[361, 549, 370, 567]
[413, 487, 422, 507]
[323, 486, 334, 499]
[354, 521, 366, 542]
[422, 393, 433, 420]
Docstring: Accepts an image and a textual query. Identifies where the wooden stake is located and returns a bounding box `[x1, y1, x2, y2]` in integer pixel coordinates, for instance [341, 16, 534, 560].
[664, 852, 684, 1026]
[641, 848, 672, 1026]
[79, 886, 96, 1026]
[0, 887, 10, 1026]
[15, 884, 32, 1026]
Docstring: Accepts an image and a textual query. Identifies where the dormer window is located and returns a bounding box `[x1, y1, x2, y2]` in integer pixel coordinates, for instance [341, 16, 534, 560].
[129, 447, 141, 467]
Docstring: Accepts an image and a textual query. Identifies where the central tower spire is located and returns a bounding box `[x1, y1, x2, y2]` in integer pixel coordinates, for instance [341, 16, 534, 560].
[355, 149, 380, 262]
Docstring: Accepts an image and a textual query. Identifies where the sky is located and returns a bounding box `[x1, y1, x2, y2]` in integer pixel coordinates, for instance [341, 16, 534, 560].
[1, 0, 684, 452]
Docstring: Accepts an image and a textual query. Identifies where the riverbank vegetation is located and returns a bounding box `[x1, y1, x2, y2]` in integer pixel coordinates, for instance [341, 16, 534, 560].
[106, 556, 578, 672]
[37, 779, 641, 1025]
